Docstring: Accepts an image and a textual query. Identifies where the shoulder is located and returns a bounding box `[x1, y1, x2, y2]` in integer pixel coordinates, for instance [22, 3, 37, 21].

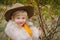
[5, 20, 18, 34]
[26, 21, 34, 27]
[6, 20, 17, 28]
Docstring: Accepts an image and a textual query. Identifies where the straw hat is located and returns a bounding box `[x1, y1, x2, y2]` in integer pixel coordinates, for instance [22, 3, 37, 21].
[5, 3, 34, 21]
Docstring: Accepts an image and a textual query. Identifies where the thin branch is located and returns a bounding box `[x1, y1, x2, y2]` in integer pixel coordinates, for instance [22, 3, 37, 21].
[35, 0, 48, 40]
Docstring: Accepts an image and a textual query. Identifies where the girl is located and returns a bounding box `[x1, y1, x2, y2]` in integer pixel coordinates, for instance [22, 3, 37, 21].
[4, 3, 40, 40]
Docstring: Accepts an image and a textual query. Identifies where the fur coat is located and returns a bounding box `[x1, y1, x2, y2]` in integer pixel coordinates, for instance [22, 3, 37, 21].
[5, 20, 40, 40]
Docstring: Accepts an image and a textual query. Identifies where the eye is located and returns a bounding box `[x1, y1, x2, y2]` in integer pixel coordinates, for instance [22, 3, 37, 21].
[16, 17, 20, 19]
[22, 17, 25, 19]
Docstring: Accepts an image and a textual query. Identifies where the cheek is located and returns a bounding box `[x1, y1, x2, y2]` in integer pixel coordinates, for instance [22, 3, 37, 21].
[14, 19, 20, 22]
[22, 19, 27, 23]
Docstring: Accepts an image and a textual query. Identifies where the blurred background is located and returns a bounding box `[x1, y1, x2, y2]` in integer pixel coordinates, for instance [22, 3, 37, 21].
[0, 0, 60, 40]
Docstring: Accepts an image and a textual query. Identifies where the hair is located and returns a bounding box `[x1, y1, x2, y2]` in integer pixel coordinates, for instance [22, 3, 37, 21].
[11, 10, 28, 19]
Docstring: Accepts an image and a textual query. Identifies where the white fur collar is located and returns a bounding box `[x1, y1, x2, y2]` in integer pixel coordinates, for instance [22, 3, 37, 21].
[5, 20, 39, 40]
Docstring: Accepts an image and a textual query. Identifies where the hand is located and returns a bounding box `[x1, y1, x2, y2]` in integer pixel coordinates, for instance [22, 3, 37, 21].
[38, 27, 43, 35]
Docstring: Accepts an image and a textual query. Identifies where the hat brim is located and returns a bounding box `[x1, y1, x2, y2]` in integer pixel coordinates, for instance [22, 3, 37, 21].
[5, 6, 34, 21]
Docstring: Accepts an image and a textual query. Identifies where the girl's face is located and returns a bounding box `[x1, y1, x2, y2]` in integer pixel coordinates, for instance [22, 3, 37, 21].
[12, 11, 28, 27]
